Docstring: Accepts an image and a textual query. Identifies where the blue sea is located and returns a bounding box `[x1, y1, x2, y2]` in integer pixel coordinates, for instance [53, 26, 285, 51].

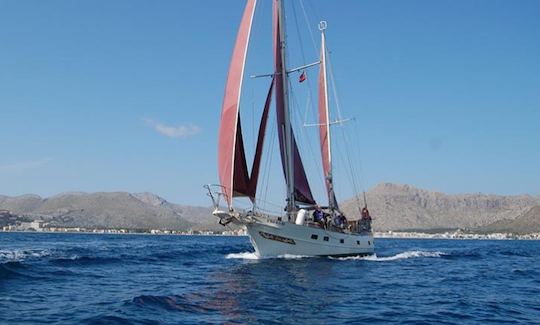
[1, 233, 539, 324]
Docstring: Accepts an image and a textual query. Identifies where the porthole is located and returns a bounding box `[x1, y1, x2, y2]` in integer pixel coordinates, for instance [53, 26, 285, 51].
[323, 236, 329, 241]
[356, 240, 360, 245]
[368, 241, 371, 245]
[311, 234, 318, 240]
[340, 239, 344, 244]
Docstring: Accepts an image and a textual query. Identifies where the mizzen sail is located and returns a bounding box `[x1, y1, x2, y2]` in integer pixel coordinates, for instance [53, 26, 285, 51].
[318, 27, 338, 209]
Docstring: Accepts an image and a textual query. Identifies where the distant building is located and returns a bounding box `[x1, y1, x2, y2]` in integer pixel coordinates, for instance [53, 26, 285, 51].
[18, 220, 44, 231]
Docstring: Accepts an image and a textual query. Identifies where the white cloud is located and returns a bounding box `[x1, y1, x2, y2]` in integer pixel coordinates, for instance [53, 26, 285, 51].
[0, 158, 52, 173]
[143, 118, 201, 138]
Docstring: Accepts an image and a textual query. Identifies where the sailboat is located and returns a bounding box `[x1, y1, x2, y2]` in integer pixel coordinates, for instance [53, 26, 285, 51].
[206, 0, 374, 257]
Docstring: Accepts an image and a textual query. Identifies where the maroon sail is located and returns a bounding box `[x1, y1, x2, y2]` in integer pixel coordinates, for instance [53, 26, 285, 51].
[247, 79, 274, 198]
[318, 30, 338, 208]
[273, 0, 315, 205]
[218, 0, 257, 206]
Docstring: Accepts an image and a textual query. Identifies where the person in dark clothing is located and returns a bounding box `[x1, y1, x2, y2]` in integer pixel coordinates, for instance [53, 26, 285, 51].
[361, 207, 371, 220]
[313, 206, 326, 229]
[360, 206, 372, 231]
[333, 213, 347, 229]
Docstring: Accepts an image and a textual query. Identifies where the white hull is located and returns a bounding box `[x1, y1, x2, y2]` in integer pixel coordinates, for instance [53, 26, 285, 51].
[245, 220, 374, 257]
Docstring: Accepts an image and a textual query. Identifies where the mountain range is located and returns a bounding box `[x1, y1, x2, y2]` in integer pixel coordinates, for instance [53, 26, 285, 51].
[341, 183, 540, 233]
[0, 192, 217, 231]
[1, 183, 539, 234]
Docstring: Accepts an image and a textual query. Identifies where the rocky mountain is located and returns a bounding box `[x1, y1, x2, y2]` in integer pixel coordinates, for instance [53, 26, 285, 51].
[2, 184, 539, 233]
[477, 206, 540, 235]
[0, 192, 215, 231]
[341, 183, 540, 232]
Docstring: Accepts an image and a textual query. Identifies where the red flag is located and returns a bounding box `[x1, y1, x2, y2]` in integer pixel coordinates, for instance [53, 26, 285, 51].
[299, 71, 306, 83]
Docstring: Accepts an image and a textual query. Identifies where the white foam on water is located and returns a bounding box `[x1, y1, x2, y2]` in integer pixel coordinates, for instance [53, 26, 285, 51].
[330, 250, 445, 261]
[275, 254, 310, 259]
[226, 252, 260, 260]
[227, 250, 445, 261]
[225, 252, 311, 260]
[0, 249, 52, 262]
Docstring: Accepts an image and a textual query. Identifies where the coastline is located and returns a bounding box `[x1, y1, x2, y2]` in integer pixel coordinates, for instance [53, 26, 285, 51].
[375, 231, 540, 240]
[1, 229, 539, 240]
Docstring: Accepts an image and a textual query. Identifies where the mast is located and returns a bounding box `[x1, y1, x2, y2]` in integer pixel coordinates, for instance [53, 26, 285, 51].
[276, 0, 296, 215]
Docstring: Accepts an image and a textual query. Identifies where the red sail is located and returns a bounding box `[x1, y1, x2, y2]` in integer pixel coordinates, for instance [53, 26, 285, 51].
[318, 31, 337, 208]
[218, 0, 257, 206]
[273, 0, 315, 205]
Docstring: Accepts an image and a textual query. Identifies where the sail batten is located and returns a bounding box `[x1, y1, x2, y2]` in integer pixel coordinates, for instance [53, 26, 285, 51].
[218, 0, 257, 206]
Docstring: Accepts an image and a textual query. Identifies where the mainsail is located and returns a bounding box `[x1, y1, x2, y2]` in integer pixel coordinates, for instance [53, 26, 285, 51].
[273, 0, 316, 205]
[318, 27, 338, 209]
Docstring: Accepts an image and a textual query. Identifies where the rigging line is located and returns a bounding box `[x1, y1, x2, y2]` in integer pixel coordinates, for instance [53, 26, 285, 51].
[303, 93, 312, 127]
[291, 0, 318, 128]
[299, 0, 318, 57]
[251, 87, 255, 151]
[349, 120, 365, 184]
[333, 129, 357, 203]
[330, 110, 360, 206]
[290, 81, 317, 167]
[261, 106, 277, 211]
[351, 118, 368, 192]
[255, 196, 283, 211]
[325, 46, 345, 123]
[343, 128, 362, 202]
[291, 0, 308, 66]
[345, 119, 367, 199]
[289, 78, 326, 195]
[340, 124, 364, 211]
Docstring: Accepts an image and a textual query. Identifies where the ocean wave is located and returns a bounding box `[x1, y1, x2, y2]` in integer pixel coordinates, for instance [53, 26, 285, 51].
[330, 250, 446, 261]
[50, 255, 121, 266]
[81, 314, 160, 325]
[131, 294, 217, 313]
[0, 261, 26, 278]
[0, 249, 51, 263]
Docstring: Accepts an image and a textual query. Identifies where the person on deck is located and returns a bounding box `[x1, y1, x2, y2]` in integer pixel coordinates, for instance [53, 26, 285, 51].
[361, 207, 371, 220]
[340, 214, 348, 229]
[333, 213, 347, 229]
[313, 206, 326, 229]
[361, 207, 372, 231]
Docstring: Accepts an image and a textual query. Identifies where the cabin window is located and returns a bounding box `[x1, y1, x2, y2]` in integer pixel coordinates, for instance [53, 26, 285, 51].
[323, 236, 329, 241]
[356, 240, 360, 245]
[368, 241, 371, 245]
[340, 239, 344, 244]
[311, 234, 318, 240]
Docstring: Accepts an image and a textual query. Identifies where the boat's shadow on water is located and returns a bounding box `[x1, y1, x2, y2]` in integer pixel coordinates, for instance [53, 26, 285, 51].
[126, 255, 345, 324]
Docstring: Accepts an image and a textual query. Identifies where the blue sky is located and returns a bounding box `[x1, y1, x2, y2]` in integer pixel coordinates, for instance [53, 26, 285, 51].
[1, 0, 539, 206]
